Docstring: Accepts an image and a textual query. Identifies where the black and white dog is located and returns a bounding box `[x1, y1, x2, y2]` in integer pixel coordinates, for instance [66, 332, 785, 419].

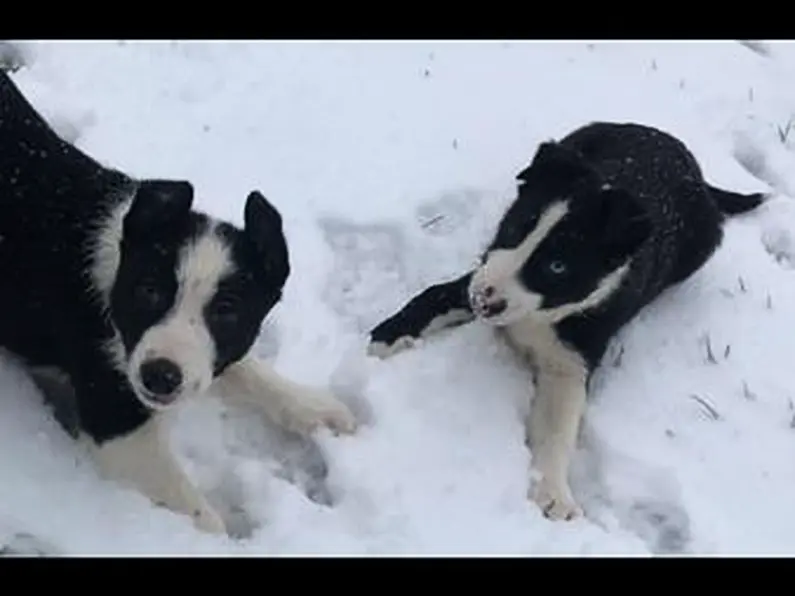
[367, 122, 766, 521]
[0, 71, 356, 535]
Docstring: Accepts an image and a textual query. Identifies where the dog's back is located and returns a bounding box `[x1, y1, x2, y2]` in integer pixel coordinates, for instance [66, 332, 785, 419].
[559, 122, 762, 309]
[0, 71, 129, 367]
[0, 71, 129, 229]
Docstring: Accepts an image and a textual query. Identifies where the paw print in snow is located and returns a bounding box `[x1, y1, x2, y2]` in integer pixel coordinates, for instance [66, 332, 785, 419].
[761, 225, 795, 269]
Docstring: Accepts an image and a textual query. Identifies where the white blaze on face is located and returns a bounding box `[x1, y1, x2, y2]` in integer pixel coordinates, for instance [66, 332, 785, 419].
[128, 223, 234, 410]
[469, 201, 570, 326]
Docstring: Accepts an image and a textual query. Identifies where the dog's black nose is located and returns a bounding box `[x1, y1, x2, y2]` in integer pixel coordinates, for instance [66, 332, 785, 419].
[140, 358, 183, 398]
[483, 299, 507, 317]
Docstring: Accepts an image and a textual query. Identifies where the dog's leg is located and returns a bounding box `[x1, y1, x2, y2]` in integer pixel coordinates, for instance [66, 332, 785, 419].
[367, 271, 475, 359]
[71, 355, 226, 535]
[85, 414, 226, 535]
[213, 356, 357, 436]
[525, 357, 589, 521]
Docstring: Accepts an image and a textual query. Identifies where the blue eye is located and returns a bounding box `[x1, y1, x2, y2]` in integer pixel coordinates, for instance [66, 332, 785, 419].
[548, 260, 567, 274]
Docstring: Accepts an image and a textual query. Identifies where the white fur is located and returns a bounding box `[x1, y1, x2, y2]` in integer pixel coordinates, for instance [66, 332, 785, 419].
[421, 308, 474, 338]
[367, 197, 629, 520]
[86, 415, 226, 534]
[502, 319, 588, 520]
[128, 224, 233, 410]
[87, 191, 137, 374]
[86, 193, 234, 409]
[469, 199, 631, 327]
[469, 201, 570, 325]
[87, 356, 357, 536]
[80, 194, 357, 534]
[88, 188, 137, 310]
[367, 307, 473, 359]
[211, 356, 357, 436]
[368, 336, 416, 359]
[544, 264, 630, 323]
[468, 199, 634, 520]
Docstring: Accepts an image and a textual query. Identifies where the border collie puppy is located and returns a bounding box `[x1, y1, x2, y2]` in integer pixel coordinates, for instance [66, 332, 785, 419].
[367, 121, 766, 520]
[0, 71, 356, 535]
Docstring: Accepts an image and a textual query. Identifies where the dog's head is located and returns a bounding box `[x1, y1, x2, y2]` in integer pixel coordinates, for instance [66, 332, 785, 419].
[106, 180, 289, 410]
[468, 141, 651, 326]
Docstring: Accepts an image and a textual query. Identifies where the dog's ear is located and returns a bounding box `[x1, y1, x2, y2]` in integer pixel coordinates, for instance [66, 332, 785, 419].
[244, 191, 290, 283]
[517, 141, 596, 188]
[124, 180, 194, 235]
[589, 187, 652, 261]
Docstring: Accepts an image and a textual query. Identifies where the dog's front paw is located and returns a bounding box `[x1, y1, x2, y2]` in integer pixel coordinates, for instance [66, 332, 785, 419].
[529, 475, 583, 522]
[190, 502, 227, 535]
[366, 335, 416, 360]
[284, 389, 358, 436]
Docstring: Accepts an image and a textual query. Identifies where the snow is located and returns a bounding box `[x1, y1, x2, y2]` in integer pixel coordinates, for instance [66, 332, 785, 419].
[2, 39, 795, 555]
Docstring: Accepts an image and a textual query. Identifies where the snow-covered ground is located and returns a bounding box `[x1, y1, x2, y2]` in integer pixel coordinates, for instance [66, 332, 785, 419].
[2, 40, 795, 555]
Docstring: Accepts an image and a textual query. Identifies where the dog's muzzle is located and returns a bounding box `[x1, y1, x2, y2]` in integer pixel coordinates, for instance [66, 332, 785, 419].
[469, 285, 508, 319]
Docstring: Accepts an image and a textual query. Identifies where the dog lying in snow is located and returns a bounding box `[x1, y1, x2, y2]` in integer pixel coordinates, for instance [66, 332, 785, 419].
[0, 71, 356, 535]
[367, 121, 766, 521]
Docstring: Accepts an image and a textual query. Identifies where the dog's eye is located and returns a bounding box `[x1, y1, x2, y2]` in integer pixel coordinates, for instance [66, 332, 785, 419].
[209, 301, 239, 325]
[548, 260, 567, 275]
[135, 282, 163, 308]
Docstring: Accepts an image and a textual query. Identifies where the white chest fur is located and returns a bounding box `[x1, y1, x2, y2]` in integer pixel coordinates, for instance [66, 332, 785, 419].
[501, 317, 585, 379]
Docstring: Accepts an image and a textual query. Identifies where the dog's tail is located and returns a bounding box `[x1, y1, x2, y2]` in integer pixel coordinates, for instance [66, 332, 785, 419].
[709, 184, 768, 216]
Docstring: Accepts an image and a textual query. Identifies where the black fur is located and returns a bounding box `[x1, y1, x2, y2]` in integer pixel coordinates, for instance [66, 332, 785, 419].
[0, 70, 288, 444]
[369, 272, 474, 348]
[369, 121, 766, 370]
